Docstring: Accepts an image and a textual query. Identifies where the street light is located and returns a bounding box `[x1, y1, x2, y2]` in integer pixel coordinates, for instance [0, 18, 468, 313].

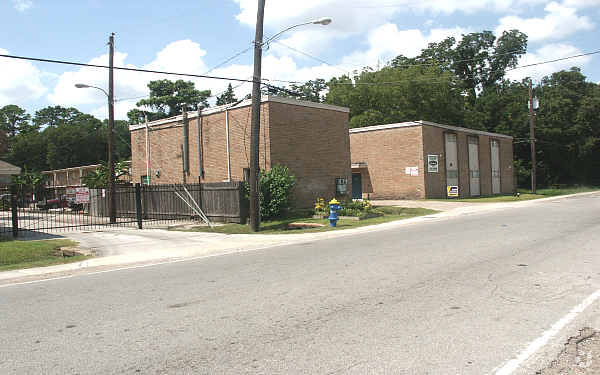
[262, 17, 332, 47]
[248, 4, 332, 232]
[74, 34, 116, 224]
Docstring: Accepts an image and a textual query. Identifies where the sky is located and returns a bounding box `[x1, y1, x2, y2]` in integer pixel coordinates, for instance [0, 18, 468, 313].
[1, 0, 599, 120]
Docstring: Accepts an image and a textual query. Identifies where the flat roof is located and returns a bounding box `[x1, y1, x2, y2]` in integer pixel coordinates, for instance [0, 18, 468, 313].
[349, 120, 513, 139]
[129, 95, 350, 131]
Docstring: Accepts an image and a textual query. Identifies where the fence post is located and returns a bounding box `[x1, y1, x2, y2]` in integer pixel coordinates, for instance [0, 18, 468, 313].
[135, 183, 143, 229]
[10, 185, 18, 238]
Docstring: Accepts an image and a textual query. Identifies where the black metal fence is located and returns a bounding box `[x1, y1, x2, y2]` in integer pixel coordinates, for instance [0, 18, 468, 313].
[0, 181, 247, 238]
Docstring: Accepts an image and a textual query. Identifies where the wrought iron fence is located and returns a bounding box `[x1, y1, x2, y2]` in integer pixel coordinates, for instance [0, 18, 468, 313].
[0, 181, 247, 238]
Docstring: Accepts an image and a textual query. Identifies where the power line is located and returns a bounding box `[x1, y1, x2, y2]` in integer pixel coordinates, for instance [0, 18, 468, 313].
[202, 44, 254, 75]
[0, 52, 294, 95]
[271, 40, 349, 75]
[506, 50, 600, 72]
[0, 53, 256, 84]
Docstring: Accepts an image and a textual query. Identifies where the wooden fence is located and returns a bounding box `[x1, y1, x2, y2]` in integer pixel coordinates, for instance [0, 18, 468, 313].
[90, 181, 248, 224]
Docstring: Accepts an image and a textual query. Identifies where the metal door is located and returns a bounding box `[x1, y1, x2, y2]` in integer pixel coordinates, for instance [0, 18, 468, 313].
[468, 137, 480, 196]
[491, 139, 501, 194]
[445, 133, 459, 189]
[352, 173, 362, 199]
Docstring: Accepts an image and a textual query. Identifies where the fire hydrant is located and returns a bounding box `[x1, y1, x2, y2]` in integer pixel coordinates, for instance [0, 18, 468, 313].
[328, 198, 342, 227]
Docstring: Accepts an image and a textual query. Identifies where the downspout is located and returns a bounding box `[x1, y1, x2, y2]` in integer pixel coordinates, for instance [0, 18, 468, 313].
[182, 109, 190, 176]
[197, 106, 204, 181]
[225, 108, 231, 182]
[144, 114, 151, 185]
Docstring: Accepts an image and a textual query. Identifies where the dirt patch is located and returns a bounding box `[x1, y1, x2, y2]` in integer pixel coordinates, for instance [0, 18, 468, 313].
[536, 328, 600, 374]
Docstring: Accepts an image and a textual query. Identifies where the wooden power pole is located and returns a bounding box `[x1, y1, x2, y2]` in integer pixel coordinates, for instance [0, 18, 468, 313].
[528, 79, 537, 194]
[108, 33, 116, 223]
[249, 0, 266, 232]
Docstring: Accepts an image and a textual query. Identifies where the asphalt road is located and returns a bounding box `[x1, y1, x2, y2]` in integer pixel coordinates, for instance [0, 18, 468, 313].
[1, 193, 600, 374]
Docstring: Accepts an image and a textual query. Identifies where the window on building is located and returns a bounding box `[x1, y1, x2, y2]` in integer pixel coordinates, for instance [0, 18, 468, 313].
[243, 168, 250, 182]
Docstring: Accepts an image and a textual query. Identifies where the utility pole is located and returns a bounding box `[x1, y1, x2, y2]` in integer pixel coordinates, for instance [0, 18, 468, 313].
[108, 33, 116, 223]
[249, 0, 266, 232]
[528, 79, 537, 194]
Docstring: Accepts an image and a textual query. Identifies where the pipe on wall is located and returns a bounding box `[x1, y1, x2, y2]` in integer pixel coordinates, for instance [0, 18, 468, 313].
[225, 109, 231, 182]
[197, 107, 204, 180]
[182, 109, 190, 175]
[144, 114, 151, 185]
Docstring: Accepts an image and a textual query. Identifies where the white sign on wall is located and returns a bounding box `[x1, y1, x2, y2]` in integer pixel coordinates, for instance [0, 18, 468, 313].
[75, 187, 90, 204]
[428, 155, 439, 173]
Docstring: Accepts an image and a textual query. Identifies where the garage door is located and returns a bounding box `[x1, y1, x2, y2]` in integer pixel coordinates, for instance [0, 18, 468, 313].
[468, 136, 480, 196]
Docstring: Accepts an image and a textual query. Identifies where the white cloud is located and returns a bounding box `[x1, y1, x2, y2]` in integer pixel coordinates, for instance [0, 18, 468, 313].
[47, 40, 217, 120]
[0, 48, 47, 106]
[12, 0, 32, 12]
[340, 24, 470, 70]
[561, 0, 600, 8]
[496, 2, 594, 42]
[233, 0, 547, 30]
[506, 43, 592, 81]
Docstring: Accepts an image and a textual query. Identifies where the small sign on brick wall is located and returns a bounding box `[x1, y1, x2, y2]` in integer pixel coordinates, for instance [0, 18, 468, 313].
[427, 155, 439, 173]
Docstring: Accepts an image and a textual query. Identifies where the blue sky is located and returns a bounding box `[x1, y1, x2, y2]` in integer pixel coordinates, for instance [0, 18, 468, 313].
[1, 0, 599, 120]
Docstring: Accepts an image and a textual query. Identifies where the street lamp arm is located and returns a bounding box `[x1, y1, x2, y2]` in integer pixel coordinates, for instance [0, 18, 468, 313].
[261, 17, 332, 46]
[74, 83, 109, 98]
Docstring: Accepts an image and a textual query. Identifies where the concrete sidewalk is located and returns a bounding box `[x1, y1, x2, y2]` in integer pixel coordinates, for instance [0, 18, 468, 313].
[1, 191, 598, 285]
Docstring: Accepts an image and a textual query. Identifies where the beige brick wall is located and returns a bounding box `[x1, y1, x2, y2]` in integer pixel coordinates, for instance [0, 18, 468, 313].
[421, 125, 446, 198]
[131, 99, 349, 208]
[350, 126, 426, 200]
[268, 102, 351, 207]
[131, 104, 270, 185]
[351, 124, 515, 200]
[421, 126, 514, 198]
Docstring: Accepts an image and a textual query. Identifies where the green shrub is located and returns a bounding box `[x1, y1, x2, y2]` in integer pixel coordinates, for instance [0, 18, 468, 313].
[244, 165, 296, 220]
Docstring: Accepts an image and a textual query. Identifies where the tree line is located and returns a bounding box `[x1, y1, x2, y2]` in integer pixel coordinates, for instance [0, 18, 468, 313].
[2, 29, 599, 188]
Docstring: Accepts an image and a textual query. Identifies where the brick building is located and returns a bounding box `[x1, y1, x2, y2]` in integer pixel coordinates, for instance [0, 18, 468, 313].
[129, 96, 352, 207]
[350, 121, 514, 199]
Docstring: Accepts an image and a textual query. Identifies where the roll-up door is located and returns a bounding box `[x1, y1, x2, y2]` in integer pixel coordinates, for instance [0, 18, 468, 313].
[491, 139, 501, 194]
[445, 133, 459, 189]
[468, 136, 480, 196]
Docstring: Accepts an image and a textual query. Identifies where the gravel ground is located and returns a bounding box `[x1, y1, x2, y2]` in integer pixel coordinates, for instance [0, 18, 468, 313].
[537, 328, 600, 374]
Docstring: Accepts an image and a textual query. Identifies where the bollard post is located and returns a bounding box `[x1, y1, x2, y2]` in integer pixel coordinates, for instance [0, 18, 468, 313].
[135, 183, 143, 229]
[10, 185, 18, 238]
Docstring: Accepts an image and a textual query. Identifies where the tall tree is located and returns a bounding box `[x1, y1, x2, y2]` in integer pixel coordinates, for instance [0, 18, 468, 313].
[129, 79, 211, 123]
[33, 106, 93, 129]
[0, 105, 35, 137]
[392, 30, 527, 100]
[216, 83, 238, 106]
[288, 79, 328, 103]
[326, 65, 465, 128]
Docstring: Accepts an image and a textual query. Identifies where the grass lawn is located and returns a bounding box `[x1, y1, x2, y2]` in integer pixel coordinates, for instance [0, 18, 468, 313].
[174, 206, 438, 235]
[433, 186, 599, 203]
[0, 239, 88, 272]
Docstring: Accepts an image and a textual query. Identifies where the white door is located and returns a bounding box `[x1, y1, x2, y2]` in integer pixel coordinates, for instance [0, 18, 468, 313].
[468, 137, 480, 196]
[491, 139, 501, 194]
[445, 133, 459, 188]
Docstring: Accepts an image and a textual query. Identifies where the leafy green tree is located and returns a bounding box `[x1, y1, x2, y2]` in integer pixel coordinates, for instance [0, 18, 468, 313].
[81, 161, 131, 188]
[129, 79, 211, 122]
[5, 131, 49, 171]
[392, 30, 527, 100]
[33, 106, 97, 129]
[216, 83, 238, 106]
[288, 79, 327, 103]
[326, 65, 465, 128]
[0, 105, 36, 137]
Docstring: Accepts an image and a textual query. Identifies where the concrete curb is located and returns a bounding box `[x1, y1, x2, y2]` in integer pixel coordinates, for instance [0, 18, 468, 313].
[1, 190, 598, 285]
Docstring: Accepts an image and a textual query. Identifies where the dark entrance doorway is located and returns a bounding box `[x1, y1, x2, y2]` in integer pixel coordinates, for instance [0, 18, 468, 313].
[352, 173, 362, 199]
